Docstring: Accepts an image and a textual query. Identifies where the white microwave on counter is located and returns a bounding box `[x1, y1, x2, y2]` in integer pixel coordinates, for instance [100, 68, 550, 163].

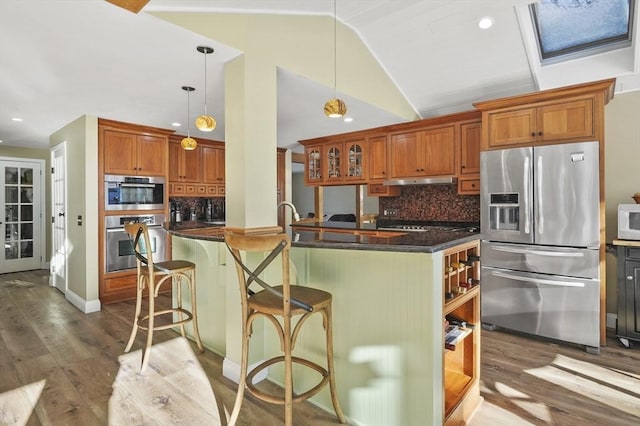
[618, 204, 640, 240]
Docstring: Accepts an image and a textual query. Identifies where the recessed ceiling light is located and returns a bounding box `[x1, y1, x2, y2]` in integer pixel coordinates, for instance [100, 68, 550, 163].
[172, 122, 181, 127]
[343, 117, 353, 123]
[478, 17, 494, 30]
[11, 117, 23, 122]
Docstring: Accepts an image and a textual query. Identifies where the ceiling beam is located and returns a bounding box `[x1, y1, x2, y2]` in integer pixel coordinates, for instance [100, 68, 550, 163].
[105, 0, 149, 14]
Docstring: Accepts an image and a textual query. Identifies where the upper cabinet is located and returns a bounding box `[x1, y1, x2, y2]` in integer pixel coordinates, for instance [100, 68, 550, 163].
[303, 138, 367, 186]
[474, 78, 615, 150]
[169, 138, 200, 183]
[299, 110, 481, 195]
[99, 119, 171, 178]
[344, 138, 367, 182]
[202, 143, 225, 196]
[456, 120, 482, 195]
[484, 98, 593, 148]
[389, 126, 455, 178]
[103, 129, 167, 177]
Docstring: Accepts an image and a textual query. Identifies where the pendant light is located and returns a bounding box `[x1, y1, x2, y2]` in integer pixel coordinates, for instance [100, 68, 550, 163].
[324, 0, 347, 118]
[195, 45, 217, 132]
[181, 86, 198, 151]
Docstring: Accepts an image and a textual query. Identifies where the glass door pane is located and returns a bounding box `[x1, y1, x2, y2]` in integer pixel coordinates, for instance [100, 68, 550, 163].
[2, 163, 37, 264]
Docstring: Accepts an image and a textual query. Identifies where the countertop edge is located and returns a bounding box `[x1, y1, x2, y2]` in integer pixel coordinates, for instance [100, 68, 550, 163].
[169, 228, 480, 253]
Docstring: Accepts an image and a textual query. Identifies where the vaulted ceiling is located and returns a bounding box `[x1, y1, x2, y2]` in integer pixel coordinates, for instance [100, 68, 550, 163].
[1, 0, 637, 151]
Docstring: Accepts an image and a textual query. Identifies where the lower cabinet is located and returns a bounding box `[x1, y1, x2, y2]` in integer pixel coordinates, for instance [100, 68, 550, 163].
[442, 240, 482, 424]
[616, 244, 640, 345]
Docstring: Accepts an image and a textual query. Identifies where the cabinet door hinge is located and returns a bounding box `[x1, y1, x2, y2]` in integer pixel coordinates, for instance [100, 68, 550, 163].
[51, 167, 54, 174]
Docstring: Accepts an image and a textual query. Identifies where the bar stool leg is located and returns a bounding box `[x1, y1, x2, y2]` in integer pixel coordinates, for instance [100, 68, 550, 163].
[228, 321, 250, 426]
[125, 275, 144, 353]
[175, 275, 187, 339]
[188, 269, 204, 352]
[141, 277, 155, 371]
[325, 304, 346, 423]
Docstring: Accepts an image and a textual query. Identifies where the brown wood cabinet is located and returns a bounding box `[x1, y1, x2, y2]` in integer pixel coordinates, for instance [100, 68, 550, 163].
[474, 78, 616, 347]
[443, 240, 482, 425]
[368, 135, 388, 181]
[202, 143, 225, 196]
[169, 139, 200, 183]
[168, 137, 225, 197]
[389, 125, 455, 178]
[474, 78, 615, 151]
[299, 110, 481, 196]
[103, 129, 167, 177]
[457, 121, 481, 195]
[344, 138, 367, 183]
[98, 119, 172, 304]
[485, 98, 594, 148]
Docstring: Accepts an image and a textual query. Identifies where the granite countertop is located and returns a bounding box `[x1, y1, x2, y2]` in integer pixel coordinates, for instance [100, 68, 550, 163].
[169, 220, 481, 254]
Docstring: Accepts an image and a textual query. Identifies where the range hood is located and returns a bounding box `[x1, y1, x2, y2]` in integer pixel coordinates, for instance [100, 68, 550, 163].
[383, 176, 457, 186]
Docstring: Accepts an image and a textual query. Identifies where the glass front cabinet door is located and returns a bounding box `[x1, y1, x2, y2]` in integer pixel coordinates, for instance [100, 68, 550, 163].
[344, 138, 367, 182]
[305, 146, 322, 185]
[324, 143, 343, 183]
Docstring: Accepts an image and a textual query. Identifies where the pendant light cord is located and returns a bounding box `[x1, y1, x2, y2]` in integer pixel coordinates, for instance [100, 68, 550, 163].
[333, 0, 337, 98]
[187, 89, 191, 137]
[203, 52, 208, 116]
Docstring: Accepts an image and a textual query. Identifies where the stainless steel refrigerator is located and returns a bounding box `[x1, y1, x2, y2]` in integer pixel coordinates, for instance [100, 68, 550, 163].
[480, 140, 601, 350]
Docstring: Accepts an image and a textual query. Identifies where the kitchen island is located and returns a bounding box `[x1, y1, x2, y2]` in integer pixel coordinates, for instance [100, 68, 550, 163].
[169, 223, 482, 425]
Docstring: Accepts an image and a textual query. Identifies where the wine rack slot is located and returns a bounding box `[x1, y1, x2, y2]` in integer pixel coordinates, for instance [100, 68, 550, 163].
[442, 240, 481, 424]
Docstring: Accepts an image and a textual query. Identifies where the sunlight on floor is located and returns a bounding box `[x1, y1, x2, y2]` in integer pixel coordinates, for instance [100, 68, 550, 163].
[526, 354, 640, 418]
[479, 380, 551, 424]
[0, 380, 45, 425]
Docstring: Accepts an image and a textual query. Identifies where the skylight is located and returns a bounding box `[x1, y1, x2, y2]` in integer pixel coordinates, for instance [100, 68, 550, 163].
[530, 0, 634, 65]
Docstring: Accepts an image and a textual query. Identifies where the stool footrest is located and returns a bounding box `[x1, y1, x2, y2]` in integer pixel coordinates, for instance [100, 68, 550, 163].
[137, 308, 194, 332]
[246, 355, 330, 405]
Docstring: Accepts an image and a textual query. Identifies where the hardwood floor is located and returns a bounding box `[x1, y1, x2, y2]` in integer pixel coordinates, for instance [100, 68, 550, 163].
[1, 270, 640, 425]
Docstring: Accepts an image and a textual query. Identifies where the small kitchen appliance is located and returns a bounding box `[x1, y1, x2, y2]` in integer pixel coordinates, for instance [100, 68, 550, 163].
[618, 203, 640, 240]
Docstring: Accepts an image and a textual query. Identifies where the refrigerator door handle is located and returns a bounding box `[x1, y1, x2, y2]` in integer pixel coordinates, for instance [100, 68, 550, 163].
[536, 154, 543, 235]
[523, 156, 531, 235]
[491, 270, 586, 288]
[491, 245, 584, 257]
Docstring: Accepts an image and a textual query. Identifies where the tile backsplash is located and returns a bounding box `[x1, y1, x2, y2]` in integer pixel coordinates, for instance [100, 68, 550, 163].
[378, 184, 480, 222]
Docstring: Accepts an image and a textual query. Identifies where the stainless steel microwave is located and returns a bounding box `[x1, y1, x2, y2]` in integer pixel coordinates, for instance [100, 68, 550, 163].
[618, 204, 640, 240]
[104, 175, 165, 211]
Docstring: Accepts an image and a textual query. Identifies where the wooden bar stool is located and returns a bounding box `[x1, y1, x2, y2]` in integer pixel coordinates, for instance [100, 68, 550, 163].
[124, 222, 204, 371]
[224, 231, 346, 426]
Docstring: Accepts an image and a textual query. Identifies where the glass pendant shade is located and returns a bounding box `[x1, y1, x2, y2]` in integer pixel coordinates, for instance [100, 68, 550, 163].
[324, 98, 347, 118]
[195, 45, 217, 132]
[181, 136, 198, 150]
[195, 114, 216, 132]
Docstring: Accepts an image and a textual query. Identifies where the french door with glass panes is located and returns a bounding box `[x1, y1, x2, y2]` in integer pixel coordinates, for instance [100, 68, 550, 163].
[1, 160, 42, 273]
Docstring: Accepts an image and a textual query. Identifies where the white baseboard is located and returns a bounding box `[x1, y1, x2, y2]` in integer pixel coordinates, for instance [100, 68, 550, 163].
[606, 312, 617, 329]
[65, 288, 101, 313]
[223, 358, 268, 385]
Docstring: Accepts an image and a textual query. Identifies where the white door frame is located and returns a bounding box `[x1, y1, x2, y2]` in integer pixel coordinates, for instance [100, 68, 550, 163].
[50, 143, 68, 293]
[0, 156, 46, 272]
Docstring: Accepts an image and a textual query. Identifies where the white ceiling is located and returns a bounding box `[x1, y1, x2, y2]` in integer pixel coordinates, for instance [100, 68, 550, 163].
[1, 0, 638, 153]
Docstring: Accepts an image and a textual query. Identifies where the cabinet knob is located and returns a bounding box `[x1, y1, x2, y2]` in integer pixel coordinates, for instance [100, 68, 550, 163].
[538, 131, 543, 136]
[627, 275, 634, 281]
[531, 132, 536, 137]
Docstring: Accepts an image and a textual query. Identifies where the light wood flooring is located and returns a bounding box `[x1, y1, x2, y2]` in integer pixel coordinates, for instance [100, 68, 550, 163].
[1, 270, 640, 425]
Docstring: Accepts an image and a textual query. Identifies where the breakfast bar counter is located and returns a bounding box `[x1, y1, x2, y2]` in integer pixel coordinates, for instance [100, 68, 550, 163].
[169, 223, 482, 425]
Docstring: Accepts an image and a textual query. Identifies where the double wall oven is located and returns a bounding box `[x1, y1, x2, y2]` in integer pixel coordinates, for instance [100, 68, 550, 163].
[105, 214, 167, 273]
